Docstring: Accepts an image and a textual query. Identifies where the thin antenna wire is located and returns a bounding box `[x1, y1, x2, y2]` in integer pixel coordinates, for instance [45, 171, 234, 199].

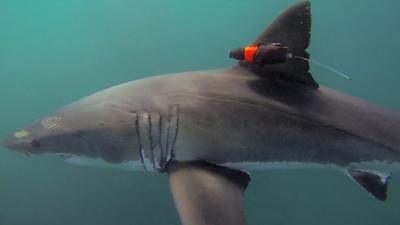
[292, 55, 352, 80]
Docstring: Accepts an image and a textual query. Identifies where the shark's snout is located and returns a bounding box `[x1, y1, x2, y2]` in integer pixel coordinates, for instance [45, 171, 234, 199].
[0, 133, 33, 153]
[0, 137, 9, 149]
[1, 135, 17, 150]
[1, 97, 141, 161]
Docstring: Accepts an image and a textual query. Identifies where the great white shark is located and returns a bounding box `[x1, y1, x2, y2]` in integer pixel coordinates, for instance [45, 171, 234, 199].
[1, 1, 399, 225]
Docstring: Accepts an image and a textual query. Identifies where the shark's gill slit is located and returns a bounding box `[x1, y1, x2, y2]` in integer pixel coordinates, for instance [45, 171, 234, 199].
[150, 113, 163, 170]
[159, 116, 166, 169]
[147, 113, 156, 170]
[170, 105, 180, 160]
[134, 113, 146, 170]
[166, 106, 179, 166]
[155, 106, 180, 170]
[165, 107, 173, 163]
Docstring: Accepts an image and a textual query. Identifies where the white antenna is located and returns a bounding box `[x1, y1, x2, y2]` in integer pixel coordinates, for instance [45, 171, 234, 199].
[287, 54, 352, 80]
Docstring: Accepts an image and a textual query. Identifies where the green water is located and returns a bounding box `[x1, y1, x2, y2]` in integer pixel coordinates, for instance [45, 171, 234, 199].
[0, 0, 399, 224]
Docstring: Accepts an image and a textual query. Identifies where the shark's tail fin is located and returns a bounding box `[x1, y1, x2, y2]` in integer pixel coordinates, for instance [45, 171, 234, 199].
[238, 1, 319, 88]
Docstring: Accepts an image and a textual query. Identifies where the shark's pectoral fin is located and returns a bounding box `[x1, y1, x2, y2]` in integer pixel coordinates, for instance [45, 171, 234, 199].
[346, 168, 392, 201]
[167, 161, 250, 225]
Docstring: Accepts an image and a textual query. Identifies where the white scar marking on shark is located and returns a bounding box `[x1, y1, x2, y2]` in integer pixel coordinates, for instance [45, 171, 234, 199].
[40, 117, 62, 130]
[13, 130, 30, 138]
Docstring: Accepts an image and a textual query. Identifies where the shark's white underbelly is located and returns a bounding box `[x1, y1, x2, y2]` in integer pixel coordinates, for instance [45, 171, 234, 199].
[222, 161, 400, 174]
[222, 161, 340, 172]
[64, 157, 143, 171]
[60, 155, 400, 176]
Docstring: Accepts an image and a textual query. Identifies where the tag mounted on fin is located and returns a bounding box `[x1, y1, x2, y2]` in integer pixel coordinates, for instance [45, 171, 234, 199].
[229, 1, 319, 88]
[346, 168, 392, 201]
[229, 43, 290, 64]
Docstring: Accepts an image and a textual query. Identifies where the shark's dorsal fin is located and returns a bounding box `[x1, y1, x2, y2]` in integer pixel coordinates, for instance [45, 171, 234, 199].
[167, 161, 250, 225]
[252, 1, 311, 54]
[346, 168, 392, 201]
[241, 1, 318, 88]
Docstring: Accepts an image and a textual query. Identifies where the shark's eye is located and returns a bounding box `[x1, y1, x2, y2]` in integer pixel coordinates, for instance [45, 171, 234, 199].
[30, 140, 41, 148]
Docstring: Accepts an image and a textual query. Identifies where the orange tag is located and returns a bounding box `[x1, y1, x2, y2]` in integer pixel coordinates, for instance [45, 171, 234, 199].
[244, 46, 258, 62]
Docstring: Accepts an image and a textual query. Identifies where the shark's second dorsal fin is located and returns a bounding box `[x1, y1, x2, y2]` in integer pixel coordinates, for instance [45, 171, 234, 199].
[346, 168, 391, 201]
[241, 1, 318, 88]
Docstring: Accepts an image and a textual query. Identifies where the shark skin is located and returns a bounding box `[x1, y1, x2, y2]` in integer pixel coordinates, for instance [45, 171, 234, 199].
[1, 1, 400, 225]
[3, 68, 399, 171]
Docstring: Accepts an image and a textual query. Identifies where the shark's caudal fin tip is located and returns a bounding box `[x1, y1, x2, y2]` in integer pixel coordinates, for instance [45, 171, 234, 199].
[347, 168, 391, 201]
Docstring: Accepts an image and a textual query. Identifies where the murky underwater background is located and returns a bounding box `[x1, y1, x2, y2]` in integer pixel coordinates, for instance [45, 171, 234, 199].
[1, 0, 400, 224]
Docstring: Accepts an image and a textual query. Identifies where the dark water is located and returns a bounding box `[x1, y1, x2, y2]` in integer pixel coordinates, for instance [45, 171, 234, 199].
[0, 0, 399, 224]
